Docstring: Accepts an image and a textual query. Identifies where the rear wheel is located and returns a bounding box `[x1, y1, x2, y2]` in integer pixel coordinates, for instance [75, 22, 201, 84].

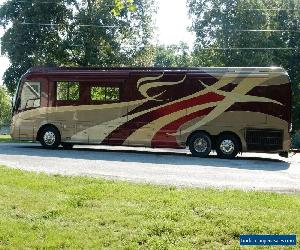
[189, 132, 212, 157]
[216, 134, 240, 159]
[39, 126, 61, 149]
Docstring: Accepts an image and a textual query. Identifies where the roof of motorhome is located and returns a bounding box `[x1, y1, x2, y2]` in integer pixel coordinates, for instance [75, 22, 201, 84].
[26, 66, 287, 75]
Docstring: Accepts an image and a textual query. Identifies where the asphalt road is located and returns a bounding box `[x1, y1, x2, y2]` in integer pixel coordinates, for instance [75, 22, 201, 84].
[0, 142, 300, 193]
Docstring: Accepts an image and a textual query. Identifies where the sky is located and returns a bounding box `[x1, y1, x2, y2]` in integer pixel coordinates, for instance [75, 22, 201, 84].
[0, 0, 195, 85]
[156, 0, 194, 47]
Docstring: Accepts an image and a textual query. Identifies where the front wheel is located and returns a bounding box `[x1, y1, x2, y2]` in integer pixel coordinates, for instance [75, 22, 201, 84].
[39, 126, 61, 149]
[189, 132, 212, 157]
[216, 134, 240, 159]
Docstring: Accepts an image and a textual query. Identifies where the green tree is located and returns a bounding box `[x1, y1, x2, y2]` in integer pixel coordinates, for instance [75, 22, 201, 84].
[0, 86, 11, 127]
[111, 0, 138, 16]
[0, 0, 73, 94]
[154, 42, 192, 67]
[67, 0, 155, 66]
[0, 0, 156, 95]
[188, 0, 300, 129]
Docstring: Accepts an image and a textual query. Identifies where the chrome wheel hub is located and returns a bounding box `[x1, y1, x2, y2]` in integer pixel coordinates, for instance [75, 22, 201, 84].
[43, 131, 56, 146]
[220, 140, 235, 155]
[194, 138, 208, 153]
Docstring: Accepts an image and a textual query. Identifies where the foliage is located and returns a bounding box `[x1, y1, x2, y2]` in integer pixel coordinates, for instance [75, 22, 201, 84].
[0, 165, 299, 248]
[0, 0, 72, 94]
[154, 42, 192, 67]
[91, 86, 119, 101]
[91, 86, 106, 101]
[131, 44, 156, 66]
[0, 0, 156, 95]
[56, 82, 80, 101]
[111, 0, 138, 16]
[187, 0, 300, 129]
[0, 86, 11, 127]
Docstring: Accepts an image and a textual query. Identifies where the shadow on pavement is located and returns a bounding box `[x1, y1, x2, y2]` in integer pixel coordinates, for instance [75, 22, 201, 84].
[0, 143, 290, 171]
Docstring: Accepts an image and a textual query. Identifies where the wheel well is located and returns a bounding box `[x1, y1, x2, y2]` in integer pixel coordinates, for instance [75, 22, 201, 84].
[186, 130, 211, 146]
[36, 124, 60, 141]
[216, 131, 242, 151]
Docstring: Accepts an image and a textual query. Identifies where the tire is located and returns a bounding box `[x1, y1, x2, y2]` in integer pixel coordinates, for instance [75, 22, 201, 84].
[189, 132, 212, 157]
[61, 143, 74, 150]
[39, 126, 61, 149]
[216, 134, 240, 159]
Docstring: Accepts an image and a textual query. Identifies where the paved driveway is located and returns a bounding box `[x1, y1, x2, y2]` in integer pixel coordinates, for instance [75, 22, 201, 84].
[0, 142, 299, 193]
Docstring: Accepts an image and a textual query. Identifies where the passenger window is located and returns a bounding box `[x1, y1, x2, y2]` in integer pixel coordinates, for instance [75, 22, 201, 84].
[56, 82, 80, 101]
[91, 86, 119, 101]
[106, 87, 119, 101]
[20, 82, 41, 110]
[91, 87, 106, 101]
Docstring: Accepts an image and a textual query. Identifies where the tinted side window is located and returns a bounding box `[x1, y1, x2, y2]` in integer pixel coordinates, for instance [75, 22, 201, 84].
[91, 87, 106, 101]
[57, 82, 80, 101]
[106, 87, 119, 101]
[91, 86, 119, 102]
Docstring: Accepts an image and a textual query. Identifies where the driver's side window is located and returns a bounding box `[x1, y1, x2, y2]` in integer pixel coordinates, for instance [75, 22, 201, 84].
[20, 82, 41, 110]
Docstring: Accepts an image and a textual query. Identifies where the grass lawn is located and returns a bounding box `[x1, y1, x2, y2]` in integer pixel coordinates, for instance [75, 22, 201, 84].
[0, 166, 299, 249]
[0, 134, 12, 142]
[0, 135, 33, 143]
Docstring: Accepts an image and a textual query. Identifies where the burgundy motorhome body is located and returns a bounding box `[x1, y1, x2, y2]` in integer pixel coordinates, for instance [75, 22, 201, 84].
[11, 67, 291, 158]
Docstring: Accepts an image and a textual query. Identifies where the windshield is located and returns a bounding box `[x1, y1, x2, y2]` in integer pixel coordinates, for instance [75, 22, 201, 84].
[19, 81, 41, 110]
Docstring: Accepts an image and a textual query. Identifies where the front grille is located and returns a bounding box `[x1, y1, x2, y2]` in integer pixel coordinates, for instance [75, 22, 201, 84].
[246, 129, 283, 151]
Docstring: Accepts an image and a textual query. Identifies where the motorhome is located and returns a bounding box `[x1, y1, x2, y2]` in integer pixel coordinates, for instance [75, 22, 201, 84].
[11, 67, 291, 158]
